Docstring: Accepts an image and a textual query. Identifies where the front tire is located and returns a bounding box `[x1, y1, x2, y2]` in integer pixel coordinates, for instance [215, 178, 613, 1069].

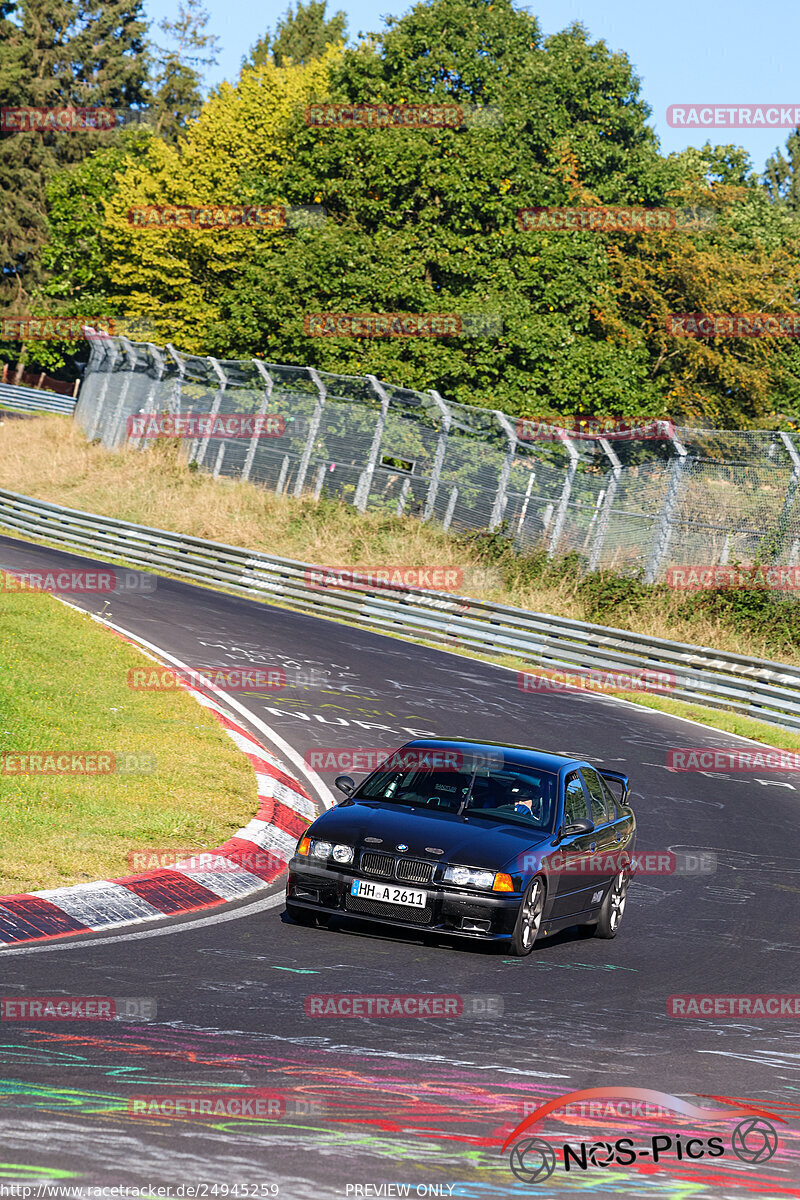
[509, 878, 545, 957]
[593, 871, 628, 938]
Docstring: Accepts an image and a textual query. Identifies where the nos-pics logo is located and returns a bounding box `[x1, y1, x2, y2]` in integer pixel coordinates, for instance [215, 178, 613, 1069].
[503, 1088, 783, 1183]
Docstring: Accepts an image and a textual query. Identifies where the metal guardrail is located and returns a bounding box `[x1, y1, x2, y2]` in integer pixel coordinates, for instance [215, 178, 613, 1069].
[0, 383, 77, 415]
[1, 485, 799, 733]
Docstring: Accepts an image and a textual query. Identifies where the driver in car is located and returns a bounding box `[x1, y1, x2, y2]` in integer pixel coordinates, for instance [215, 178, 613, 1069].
[507, 781, 542, 820]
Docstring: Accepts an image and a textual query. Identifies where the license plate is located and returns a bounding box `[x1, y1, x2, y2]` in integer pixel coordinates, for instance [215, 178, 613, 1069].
[350, 879, 427, 907]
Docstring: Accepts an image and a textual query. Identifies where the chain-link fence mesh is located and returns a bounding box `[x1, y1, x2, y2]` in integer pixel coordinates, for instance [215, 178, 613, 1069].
[74, 334, 800, 582]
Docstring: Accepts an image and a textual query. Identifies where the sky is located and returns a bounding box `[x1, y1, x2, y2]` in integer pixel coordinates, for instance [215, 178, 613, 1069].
[143, 0, 800, 176]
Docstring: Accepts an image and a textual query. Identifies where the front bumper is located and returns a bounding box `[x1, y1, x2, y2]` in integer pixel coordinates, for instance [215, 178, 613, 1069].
[286, 859, 521, 941]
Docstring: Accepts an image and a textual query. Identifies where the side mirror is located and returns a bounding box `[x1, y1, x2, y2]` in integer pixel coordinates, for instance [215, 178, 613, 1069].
[334, 774, 355, 797]
[562, 818, 595, 837]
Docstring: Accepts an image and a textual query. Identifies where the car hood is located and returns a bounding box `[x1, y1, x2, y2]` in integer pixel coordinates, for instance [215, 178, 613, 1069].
[308, 800, 551, 870]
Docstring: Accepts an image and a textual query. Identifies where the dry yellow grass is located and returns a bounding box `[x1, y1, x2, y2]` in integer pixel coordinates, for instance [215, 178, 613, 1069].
[0, 413, 797, 674]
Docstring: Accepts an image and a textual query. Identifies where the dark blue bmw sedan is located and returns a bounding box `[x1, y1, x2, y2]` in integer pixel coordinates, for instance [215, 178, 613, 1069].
[285, 738, 635, 956]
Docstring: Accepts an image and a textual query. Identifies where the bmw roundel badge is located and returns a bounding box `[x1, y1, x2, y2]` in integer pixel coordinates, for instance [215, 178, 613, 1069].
[395, 843, 409, 852]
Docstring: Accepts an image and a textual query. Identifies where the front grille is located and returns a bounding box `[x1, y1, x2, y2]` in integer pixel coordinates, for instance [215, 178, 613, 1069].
[396, 858, 435, 884]
[359, 851, 395, 877]
[346, 894, 432, 924]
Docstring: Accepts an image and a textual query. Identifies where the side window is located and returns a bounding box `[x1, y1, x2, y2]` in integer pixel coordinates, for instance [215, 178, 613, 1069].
[563, 773, 589, 826]
[598, 774, 619, 819]
[581, 767, 609, 826]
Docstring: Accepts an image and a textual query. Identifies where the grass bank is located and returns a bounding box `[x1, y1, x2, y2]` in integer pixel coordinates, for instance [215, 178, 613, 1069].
[1, 414, 799, 751]
[0, 586, 256, 893]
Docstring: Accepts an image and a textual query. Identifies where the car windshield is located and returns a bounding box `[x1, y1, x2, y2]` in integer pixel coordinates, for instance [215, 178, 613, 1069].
[356, 750, 558, 832]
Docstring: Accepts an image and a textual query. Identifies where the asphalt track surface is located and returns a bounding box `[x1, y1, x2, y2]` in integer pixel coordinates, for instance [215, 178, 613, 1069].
[1, 533, 798, 1199]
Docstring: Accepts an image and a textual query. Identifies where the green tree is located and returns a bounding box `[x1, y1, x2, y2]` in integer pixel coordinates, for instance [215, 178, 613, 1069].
[0, 0, 149, 307]
[245, 0, 346, 71]
[151, 0, 220, 143]
[764, 129, 800, 212]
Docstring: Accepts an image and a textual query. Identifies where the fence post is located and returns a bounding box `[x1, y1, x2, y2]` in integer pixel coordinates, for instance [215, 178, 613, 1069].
[489, 411, 518, 530]
[192, 357, 227, 468]
[515, 469, 536, 541]
[355, 375, 390, 512]
[396, 476, 412, 517]
[243, 361, 274, 482]
[108, 338, 137, 448]
[548, 431, 579, 557]
[422, 389, 451, 522]
[442, 486, 459, 530]
[587, 436, 623, 572]
[128, 343, 165, 451]
[85, 334, 119, 441]
[165, 344, 185, 415]
[293, 367, 326, 496]
[643, 431, 688, 584]
[771, 432, 800, 561]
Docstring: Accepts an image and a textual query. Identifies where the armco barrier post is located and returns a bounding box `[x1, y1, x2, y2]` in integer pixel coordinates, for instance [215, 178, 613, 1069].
[644, 431, 688, 584]
[587, 436, 623, 572]
[422, 389, 451, 522]
[354, 375, 390, 512]
[489, 411, 518, 530]
[293, 367, 326, 497]
[243, 361, 274, 482]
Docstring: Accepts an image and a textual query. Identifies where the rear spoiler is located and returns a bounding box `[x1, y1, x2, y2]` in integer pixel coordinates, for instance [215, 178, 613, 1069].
[600, 769, 630, 806]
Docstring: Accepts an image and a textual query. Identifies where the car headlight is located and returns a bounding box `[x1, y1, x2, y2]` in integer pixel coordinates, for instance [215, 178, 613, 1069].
[444, 865, 496, 889]
[300, 839, 354, 865]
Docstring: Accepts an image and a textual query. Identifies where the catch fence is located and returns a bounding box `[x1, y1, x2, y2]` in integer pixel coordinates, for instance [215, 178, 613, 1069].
[74, 332, 800, 581]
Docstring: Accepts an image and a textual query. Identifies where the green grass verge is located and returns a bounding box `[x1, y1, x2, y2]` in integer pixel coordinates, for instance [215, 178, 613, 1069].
[0, 589, 257, 894]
